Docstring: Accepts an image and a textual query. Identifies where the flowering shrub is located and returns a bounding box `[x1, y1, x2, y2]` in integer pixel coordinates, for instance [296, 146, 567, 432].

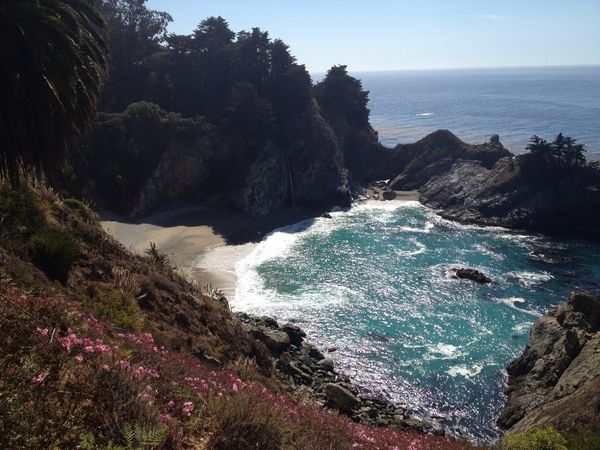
[0, 283, 474, 449]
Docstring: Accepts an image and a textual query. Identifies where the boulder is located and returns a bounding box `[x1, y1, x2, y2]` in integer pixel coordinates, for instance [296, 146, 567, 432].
[302, 343, 325, 361]
[282, 323, 306, 346]
[325, 383, 361, 412]
[317, 358, 335, 373]
[251, 327, 290, 356]
[382, 190, 397, 201]
[453, 268, 492, 284]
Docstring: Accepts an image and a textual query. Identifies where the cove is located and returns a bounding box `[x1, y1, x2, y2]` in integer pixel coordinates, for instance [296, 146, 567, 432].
[232, 201, 600, 441]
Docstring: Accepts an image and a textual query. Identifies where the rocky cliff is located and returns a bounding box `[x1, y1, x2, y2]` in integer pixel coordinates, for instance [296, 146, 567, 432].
[75, 102, 352, 218]
[419, 154, 600, 233]
[377, 131, 512, 189]
[498, 292, 600, 434]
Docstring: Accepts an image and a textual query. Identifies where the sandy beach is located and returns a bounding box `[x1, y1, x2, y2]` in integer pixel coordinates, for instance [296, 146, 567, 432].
[100, 190, 420, 299]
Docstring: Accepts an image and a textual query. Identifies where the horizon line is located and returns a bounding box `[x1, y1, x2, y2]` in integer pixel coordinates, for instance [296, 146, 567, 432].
[309, 63, 600, 75]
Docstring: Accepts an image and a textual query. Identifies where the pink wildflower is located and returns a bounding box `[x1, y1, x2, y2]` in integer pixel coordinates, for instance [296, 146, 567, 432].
[167, 400, 175, 409]
[75, 355, 84, 364]
[232, 383, 239, 392]
[83, 345, 94, 354]
[133, 366, 145, 380]
[101, 364, 110, 371]
[35, 327, 49, 338]
[59, 333, 78, 353]
[95, 343, 111, 354]
[407, 440, 421, 450]
[160, 414, 173, 423]
[182, 401, 194, 417]
[32, 372, 48, 384]
[117, 359, 130, 370]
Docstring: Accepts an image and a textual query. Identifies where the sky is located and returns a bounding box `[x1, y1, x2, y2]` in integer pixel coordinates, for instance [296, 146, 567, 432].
[147, 0, 600, 72]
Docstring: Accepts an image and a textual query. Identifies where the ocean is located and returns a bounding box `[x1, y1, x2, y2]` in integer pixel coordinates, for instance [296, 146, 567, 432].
[322, 66, 600, 159]
[232, 202, 600, 442]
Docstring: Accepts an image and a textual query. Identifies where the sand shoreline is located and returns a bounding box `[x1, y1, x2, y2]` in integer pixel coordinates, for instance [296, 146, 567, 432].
[100, 190, 420, 300]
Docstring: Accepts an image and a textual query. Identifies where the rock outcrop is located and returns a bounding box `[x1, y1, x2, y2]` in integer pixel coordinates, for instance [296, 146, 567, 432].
[383, 131, 512, 190]
[498, 292, 600, 434]
[236, 313, 436, 433]
[419, 154, 600, 233]
[452, 268, 492, 284]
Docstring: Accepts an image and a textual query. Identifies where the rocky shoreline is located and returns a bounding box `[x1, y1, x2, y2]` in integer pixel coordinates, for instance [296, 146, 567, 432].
[235, 312, 442, 436]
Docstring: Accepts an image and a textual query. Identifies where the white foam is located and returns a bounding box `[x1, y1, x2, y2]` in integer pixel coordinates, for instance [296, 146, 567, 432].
[447, 363, 484, 378]
[431, 214, 516, 235]
[473, 243, 505, 260]
[416, 112, 434, 116]
[512, 322, 534, 334]
[506, 271, 554, 289]
[395, 239, 427, 257]
[497, 297, 542, 317]
[395, 221, 435, 234]
[353, 200, 424, 212]
[425, 343, 463, 360]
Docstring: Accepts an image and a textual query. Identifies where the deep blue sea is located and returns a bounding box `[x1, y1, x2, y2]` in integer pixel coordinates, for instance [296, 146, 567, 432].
[319, 66, 600, 159]
[233, 203, 600, 442]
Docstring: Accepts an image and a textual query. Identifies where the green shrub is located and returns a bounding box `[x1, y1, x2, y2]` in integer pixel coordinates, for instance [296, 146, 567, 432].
[207, 390, 286, 450]
[502, 426, 568, 450]
[562, 429, 600, 450]
[92, 290, 144, 331]
[63, 198, 94, 222]
[0, 182, 45, 234]
[144, 242, 172, 269]
[124, 101, 164, 121]
[29, 228, 80, 282]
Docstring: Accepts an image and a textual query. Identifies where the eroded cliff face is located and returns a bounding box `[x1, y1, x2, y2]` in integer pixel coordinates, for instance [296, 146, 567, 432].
[80, 103, 352, 218]
[498, 292, 600, 434]
[419, 155, 600, 233]
[383, 131, 512, 190]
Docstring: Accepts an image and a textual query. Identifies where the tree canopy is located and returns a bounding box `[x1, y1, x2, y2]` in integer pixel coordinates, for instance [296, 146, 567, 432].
[0, 0, 109, 182]
[526, 133, 586, 167]
[314, 65, 371, 128]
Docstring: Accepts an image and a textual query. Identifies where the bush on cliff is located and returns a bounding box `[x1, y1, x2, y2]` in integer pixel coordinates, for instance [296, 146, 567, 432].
[29, 227, 80, 282]
[502, 426, 600, 450]
[502, 426, 568, 450]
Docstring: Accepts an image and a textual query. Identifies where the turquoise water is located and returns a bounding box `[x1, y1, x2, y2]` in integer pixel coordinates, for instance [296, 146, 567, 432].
[233, 202, 600, 441]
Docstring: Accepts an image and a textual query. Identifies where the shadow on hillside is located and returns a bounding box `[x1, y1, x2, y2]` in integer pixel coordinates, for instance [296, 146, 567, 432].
[99, 204, 329, 246]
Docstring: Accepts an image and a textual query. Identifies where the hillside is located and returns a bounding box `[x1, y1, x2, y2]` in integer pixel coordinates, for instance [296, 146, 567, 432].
[0, 182, 469, 448]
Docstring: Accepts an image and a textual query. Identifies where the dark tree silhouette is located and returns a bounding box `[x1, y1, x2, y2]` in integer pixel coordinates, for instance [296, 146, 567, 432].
[96, 0, 172, 111]
[526, 135, 552, 159]
[526, 133, 587, 167]
[0, 0, 108, 182]
[314, 65, 370, 127]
